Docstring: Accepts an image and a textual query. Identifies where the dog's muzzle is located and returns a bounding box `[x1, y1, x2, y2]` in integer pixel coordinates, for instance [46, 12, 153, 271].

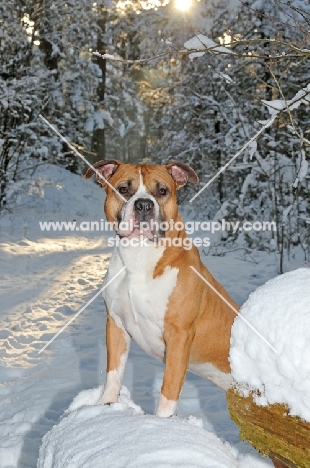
[134, 198, 155, 222]
[116, 195, 164, 241]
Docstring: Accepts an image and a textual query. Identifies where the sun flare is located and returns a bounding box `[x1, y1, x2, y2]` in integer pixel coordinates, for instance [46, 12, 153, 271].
[174, 0, 191, 11]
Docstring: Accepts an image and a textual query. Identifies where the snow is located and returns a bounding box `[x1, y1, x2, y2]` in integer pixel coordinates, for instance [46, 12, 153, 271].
[262, 83, 310, 115]
[219, 73, 234, 84]
[282, 205, 292, 224]
[248, 141, 257, 160]
[92, 52, 117, 61]
[37, 386, 238, 468]
[293, 149, 308, 188]
[230, 268, 310, 421]
[1, 163, 305, 467]
[184, 34, 234, 60]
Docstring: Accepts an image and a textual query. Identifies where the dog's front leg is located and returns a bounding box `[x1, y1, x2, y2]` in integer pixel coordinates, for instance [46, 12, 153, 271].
[99, 309, 131, 405]
[156, 324, 194, 417]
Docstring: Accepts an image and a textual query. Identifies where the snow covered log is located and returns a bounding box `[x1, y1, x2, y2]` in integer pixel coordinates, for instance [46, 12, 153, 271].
[227, 388, 310, 467]
[228, 268, 310, 468]
[37, 386, 239, 468]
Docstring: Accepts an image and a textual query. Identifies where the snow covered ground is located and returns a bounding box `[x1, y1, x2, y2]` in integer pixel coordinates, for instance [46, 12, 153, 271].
[0, 164, 306, 467]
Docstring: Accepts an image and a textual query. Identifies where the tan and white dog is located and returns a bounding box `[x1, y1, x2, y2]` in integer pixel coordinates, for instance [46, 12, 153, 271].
[85, 160, 238, 417]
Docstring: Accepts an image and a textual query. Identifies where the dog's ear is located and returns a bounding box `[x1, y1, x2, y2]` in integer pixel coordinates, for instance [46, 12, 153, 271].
[84, 160, 122, 186]
[165, 161, 199, 189]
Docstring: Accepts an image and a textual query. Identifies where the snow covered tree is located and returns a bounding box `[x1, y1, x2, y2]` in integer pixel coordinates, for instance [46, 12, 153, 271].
[131, 0, 310, 268]
[2, 0, 309, 270]
[0, 1, 50, 207]
[0, 0, 111, 209]
[27, 0, 109, 165]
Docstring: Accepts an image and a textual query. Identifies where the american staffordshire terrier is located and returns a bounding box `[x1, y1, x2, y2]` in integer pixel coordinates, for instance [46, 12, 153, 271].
[85, 160, 238, 417]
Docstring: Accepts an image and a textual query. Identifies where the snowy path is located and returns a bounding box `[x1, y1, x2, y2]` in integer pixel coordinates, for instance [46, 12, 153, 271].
[0, 232, 110, 466]
[1, 164, 304, 467]
[0, 229, 240, 466]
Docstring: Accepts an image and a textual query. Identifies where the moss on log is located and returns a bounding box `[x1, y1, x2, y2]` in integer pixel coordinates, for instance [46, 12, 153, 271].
[227, 387, 310, 468]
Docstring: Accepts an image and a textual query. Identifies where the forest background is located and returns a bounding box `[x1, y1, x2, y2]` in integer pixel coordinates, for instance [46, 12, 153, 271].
[1, 0, 309, 271]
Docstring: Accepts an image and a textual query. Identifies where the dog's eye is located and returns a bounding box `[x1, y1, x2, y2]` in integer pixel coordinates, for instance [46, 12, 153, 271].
[159, 187, 167, 196]
[119, 186, 129, 195]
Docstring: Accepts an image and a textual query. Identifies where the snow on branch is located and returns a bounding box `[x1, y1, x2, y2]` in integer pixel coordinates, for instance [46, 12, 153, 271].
[91, 37, 310, 66]
[262, 83, 310, 116]
[183, 34, 234, 60]
[92, 51, 170, 64]
[293, 150, 309, 188]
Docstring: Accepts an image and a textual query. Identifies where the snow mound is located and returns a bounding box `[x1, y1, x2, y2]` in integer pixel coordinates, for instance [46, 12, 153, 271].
[230, 268, 310, 421]
[37, 386, 238, 468]
[0, 163, 106, 242]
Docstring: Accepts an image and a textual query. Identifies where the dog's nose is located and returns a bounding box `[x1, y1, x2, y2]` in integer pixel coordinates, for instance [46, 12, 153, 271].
[134, 198, 154, 215]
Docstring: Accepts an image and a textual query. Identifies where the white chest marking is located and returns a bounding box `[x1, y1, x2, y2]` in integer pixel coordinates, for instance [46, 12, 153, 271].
[103, 242, 179, 360]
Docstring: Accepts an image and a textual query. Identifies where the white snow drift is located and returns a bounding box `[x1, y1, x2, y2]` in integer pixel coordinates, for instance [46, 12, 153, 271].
[230, 268, 310, 421]
[37, 386, 238, 468]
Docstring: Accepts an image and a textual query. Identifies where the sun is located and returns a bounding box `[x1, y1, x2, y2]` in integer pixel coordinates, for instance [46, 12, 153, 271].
[174, 0, 191, 11]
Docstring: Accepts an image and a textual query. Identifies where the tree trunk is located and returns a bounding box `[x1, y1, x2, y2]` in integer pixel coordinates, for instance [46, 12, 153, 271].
[92, 17, 106, 161]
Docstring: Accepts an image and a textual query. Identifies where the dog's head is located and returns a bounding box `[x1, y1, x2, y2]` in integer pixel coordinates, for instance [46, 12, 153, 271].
[84, 160, 199, 240]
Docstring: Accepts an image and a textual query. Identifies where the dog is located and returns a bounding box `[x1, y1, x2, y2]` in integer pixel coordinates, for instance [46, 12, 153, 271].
[85, 160, 238, 417]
